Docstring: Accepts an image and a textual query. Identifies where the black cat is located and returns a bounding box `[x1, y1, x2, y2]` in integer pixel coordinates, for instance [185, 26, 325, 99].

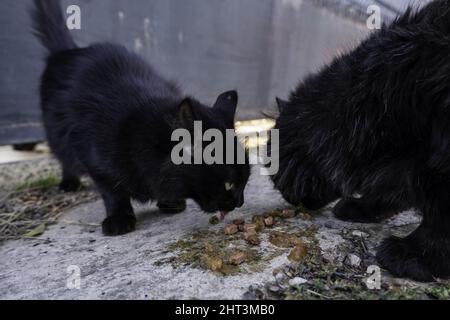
[271, 0, 450, 281]
[31, 0, 250, 236]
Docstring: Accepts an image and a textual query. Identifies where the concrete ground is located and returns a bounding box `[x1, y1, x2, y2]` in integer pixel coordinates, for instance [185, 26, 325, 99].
[0, 145, 49, 165]
[0, 158, 448, 300]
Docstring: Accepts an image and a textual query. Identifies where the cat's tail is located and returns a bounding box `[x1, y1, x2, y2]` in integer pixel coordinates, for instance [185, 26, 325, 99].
[31, 0, 77, 53]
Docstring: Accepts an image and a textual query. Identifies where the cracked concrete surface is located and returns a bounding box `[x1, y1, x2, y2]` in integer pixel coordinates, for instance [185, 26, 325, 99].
[0, 161, 441, 300]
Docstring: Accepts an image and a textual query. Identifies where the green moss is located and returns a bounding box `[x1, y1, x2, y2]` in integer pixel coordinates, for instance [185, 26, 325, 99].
[15, 175, 61, 191]
[425, 285, 450, 300]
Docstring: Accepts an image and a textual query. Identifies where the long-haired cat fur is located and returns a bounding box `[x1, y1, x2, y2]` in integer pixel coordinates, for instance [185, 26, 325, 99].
[31, 0, 250, 236]
[271, 0, 450, 281]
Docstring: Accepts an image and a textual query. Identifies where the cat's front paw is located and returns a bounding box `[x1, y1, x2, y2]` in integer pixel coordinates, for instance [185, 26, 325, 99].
[376, 236, 434, 282]
[157, 200, 186, 214]
[102, 214, 136, 236]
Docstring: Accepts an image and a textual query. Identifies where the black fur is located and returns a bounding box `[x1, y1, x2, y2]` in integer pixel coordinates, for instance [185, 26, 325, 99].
[30, 0, 76, 52]
[31, 0, 250, 236]
[271, 0, 450, 281]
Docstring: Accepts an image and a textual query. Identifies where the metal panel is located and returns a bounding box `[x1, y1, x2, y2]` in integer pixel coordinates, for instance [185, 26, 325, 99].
[314, 0, 431, 21]
[0, 0, 430, 145]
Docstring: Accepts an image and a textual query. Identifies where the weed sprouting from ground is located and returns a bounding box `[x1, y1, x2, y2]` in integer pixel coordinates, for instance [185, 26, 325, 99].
[14, 175, 61, 191]
[0, 175, 98, 240]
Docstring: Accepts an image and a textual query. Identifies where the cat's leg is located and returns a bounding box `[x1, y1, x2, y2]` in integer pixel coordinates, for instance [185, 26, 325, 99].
[100, 190, 136, 236]
[93, 178, 136, 236]
[157, 200, 186, 214]
[59, 167, 81, 192]
[377, 173, 450, 281]
[333, 196, 406, 223]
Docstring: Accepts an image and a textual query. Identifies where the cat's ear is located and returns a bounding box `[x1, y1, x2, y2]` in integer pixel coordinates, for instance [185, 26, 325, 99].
[276, 97, 288, 112]
[213, 90, 238, 127]
[177, 98, 196, 128]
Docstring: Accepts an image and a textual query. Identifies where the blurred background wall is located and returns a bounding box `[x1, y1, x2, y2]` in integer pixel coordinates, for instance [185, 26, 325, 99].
[0, 0, 430, 145]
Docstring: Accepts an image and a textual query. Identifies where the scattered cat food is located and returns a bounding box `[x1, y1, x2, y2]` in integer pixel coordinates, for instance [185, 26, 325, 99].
[269, 231, 301, 248]
[228, 251, 249, 265]
[244, 232, 261, 246]
[288, 243, 308, 262]
[251, 216, 266, 231]
[209, 215, 220, 225]
[209, 208, 297, 230]
[268, 209, 296, 219]
[252, 215, 265, 223]
[162, 230, 281, 277]
[298, 213, 313, 221]
[204, 255, 223, 271]
[255, 221, 265, 232]
[243, 223, 257, 233]
[224, 224, 238, 235]
[281, 209, 296, 218]
[267, 210, 279, 218]
[264, 216, 274, 227]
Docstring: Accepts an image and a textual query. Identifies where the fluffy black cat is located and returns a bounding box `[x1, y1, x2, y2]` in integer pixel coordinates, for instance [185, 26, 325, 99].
[271, 0, 450, 281]
[31, 0, 250, 236]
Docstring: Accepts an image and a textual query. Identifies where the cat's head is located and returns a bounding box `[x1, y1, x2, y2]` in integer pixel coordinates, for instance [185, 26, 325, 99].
[169, 91, 250, 214]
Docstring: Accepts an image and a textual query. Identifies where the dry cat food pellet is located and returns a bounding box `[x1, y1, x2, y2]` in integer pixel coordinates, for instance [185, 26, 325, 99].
[264, 216, 274, 226]
[288, 243, 308, 262]
[204, 256, 223, 271]
[243, 223, 257, 233]
[269, 231, 301, 248]
[224, 224, 238, 235]
[254, 221, 265, 232]
[209, 215, 220, 225]
[228, 251, 248, 265]
[281, 209, 296, 218]
[252, 215, 265, 223]
[252, 215, 267, 230]
[244, 232, 260, 245]
[298, 213, 312, 220]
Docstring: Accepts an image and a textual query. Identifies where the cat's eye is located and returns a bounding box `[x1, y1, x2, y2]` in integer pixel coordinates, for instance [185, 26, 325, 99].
[225, 182, 234, 191]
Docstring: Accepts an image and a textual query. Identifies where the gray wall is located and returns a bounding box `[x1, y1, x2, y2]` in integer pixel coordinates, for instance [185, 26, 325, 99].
[0, 0, 430, 145]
